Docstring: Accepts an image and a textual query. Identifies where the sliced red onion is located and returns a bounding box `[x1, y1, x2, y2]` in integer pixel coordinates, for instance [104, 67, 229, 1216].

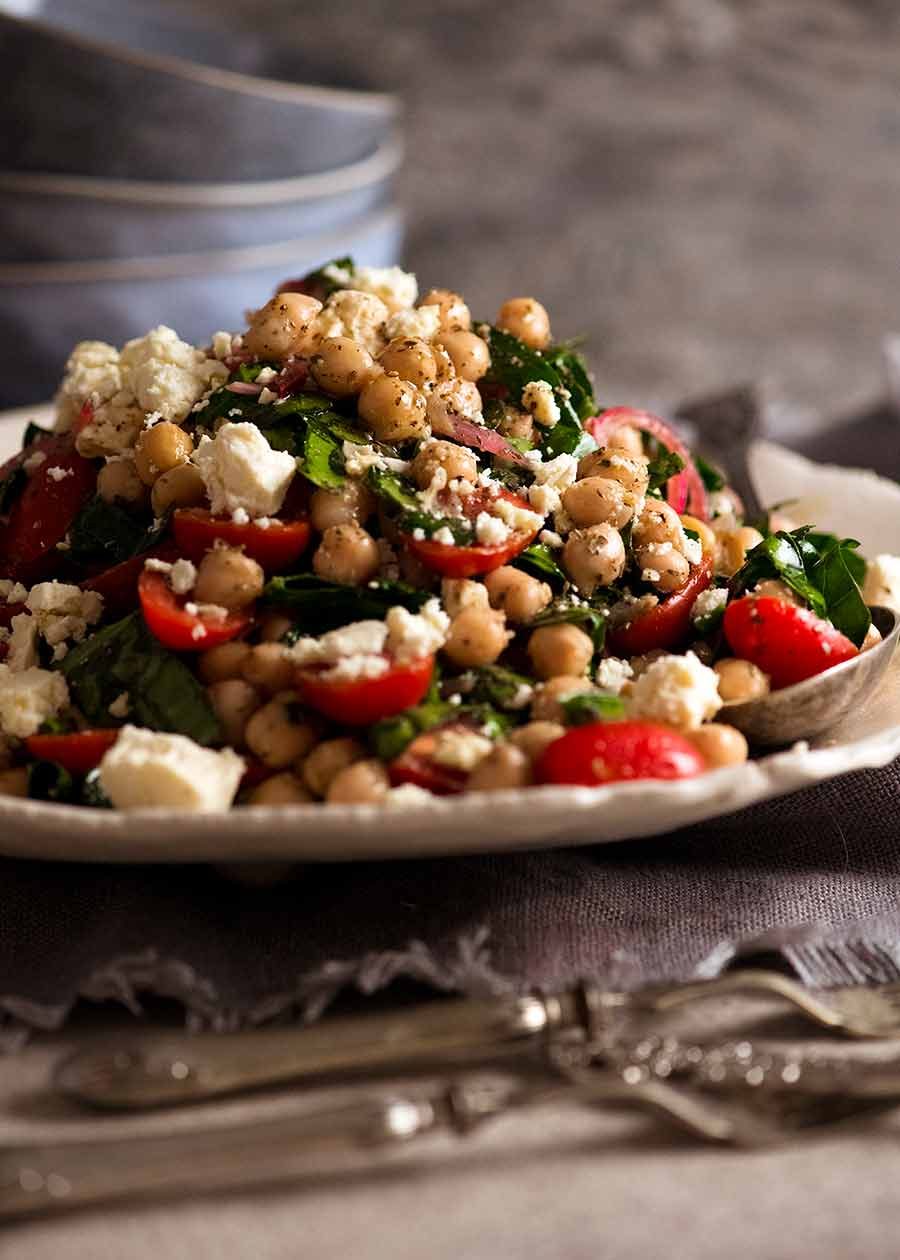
[225, 381, 263, 395]
[276, 358, 310, 398]
[444, 416, 532, 467]
[587, 407, 709, 520]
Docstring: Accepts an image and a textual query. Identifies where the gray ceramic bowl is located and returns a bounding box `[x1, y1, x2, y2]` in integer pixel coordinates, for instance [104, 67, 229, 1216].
[0, 134, 402, 262]
[0, 205, 404, 407]
[0, 12, 398, 181]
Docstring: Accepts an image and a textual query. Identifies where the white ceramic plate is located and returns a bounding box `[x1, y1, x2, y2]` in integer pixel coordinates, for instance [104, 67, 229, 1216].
[2, 411, 899, 863]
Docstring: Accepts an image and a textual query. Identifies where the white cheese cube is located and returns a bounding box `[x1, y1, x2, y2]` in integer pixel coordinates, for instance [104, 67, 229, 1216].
[120, 325, 227, 423]
[521, 380, 561, 428]
[0, 665, 70, 738]
[98, 726, 245, 812]
[627, 651, 722, 730]
[194, 422, 296, 518]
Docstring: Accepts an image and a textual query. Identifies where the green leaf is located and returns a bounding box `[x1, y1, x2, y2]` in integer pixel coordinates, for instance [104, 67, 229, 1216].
[60, 612, 222, 745]
[81, 768, 113, 809]
[67, 496, 170, 569]
[646, 450, 686, 492]
[300, 422, 345, 490]
[695, 453, 726, 494]
[366, 468, 476, 544]
[733, 531, 827, 617]
[366, 467, 420, 512]
[511, 543, 567, 589]
[27, 760, 76, 803]
[295, 256, 356, 301]
[482, 326, 591, 458]
[560, 692, 626, 726]
[806, 536, 871, 647]
[531, 599, 607, 652]
[542, 344, 597, 421]
[368, 701, 511, 762]
[263, 574, 429, 634]
[458, 665, 534, 712]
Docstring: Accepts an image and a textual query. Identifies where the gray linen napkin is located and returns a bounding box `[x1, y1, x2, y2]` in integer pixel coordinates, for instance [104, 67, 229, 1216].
[2, 759, 900, 1047]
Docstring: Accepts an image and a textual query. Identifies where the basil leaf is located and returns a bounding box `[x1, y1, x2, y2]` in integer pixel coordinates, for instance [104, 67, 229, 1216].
[561, 692, 626, 726]
[482, 326, 591, 458]
[369, 701, 510, 762]
[366, 468, 475, 543]
[807, 531, 867, 587]
[695, 453, 726, 494]
[457, 665, 534, 712]
[511, 543, 566, 589]
[733, 531, 827, 617]
[806, 536, 871, 647]
[531, 599, 607, 651]
[60, 613, 222, 745]
[366, 467, 420, 512]
[646, 450, 685, 492]
[28, 760, 76, 803]
[263, 574, 429, 633]
[300, 422, 345, 490]
[67, 496, 170, 569]
[542, 344, 597, 422]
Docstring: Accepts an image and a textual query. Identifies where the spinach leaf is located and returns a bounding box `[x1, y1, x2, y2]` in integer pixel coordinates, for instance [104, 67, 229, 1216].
[366, 468, 475, 543]
[258, 396, 371, 489]
[0, 463, 25, 515]
[263, 574, 429, 634]
[646, 450, 685, 493]
[733, 531, 826, 616]
[806, 535, 871, 647]
[511, 543, 567, 589]
[561, 692, 626, 726]
[300, 422, 345, 490]
[482, 326, 593, 459]
[60, 613, 222, 745]
[531, 599, 607, 651]
[457, 665, 534, 712]
[369, 700, 510, 762]
[67, 496, 170, 569]
[294, 256, 355, 301]
[695, 453, 726, 494]
[23, 420, 53, 449]
[807, 531, 867, 587]
[82, 768, 113, 809]
[27, 760, 76, 803]
[542, 343, 597, 421]
[366, 467, 420, 513]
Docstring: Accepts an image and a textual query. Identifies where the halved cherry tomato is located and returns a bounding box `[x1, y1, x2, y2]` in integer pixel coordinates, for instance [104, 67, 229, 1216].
[607, 557, 712, 657]
[25, 730, 119, 775]
[723, 595, 858, 690]
[388, 722, 472, 795]
[402, 489, 539, 579]
[138, 570, 252, 651]
[173, 508, 311, 572]
[82, 542, 181, 617]
[0, 433, 97, 583]
[296, 655, 434, 726]
[536, 720, 706, 786]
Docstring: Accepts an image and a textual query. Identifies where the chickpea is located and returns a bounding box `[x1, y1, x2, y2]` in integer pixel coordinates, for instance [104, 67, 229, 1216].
[562, 524, 626, 594]
[193, 547, 264, 611]
[680, 513, 717, 557]
[313, 524, 380, 586]
[244, 292, 323, 360]
[716, 525, 764, 578]
[309, 336, 377, 397]
[242, 643, 295, 694]
[436, 330, 490, 382]
[97, 459, 146, 506]
[246, 772, 313, 806]
[0, 767, 28, 797]
[633, 501, 685, 549]
[497, 407, 534, 442]
[378, 337, 439, 389]
[420, 288, 471, 331]
[259, 611, 294, 643]
[309, 481, 376, 532]
[245, 694, 318, 768]
[326, 758, 390, 805]
[636, 543, 691, 593]
[530, 676, 594, 724]
[134, 422, 193, 486]
[357, 372, 428, 443]
[496, 297, 551, 350]
[426, 379, 483, 437]
[302, 737, 366, 798]
[563, 476, 634, 529]
[686, 723, 749, 769]
[484, 566, 552, 623]
[151, 463, 207, 516]
[411, 440, 478, 490]
[528, 622, 594, 680]
[442, 605, 510, 668]
[467, 743, 532, 792]
[606, 426, 644, 458]
[510, 721, 566, 762]
[714, 657, 770, 703]
[198, 640, 252, 684]
[208, 679, 262, 748]
[752, 578, 803, 606]
[578, 448, 649, 496]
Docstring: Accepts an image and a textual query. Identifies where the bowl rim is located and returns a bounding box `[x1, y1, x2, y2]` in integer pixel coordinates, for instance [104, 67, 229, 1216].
[1, 11, 398, 114]
[0, 204, 404, 285]
[0, 132, 403, 207]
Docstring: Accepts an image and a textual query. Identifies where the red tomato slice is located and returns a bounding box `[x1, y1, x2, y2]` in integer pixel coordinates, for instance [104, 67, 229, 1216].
[296, 655, 434, 726]
[82, 542, 181, 618]
[388, 722, 472, 795]
[723, 595, 858, 690]
[138, 570, 252, 651]
[0, 433, 97, 583]
[173, 508, 311, 572]
[25, 729, 119, 775]
[606, 558, 712, 657]
[537, 720, 706, 786]
[402, 489, 539, 579]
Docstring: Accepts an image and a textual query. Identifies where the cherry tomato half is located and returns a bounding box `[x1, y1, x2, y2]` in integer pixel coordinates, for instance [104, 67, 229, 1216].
[0, 433, 97, 583]
[606, 558, 712, 657]
[388, 722, 473, 795]
[536, 720, 706, 786]
[138, 570, 252, 651]
[402, 489, 539, 579]
[25, 730, 119, 776]
[173, 508, 311, 572]
[296, 655, 434, 726]
[723, 595, 858, 690]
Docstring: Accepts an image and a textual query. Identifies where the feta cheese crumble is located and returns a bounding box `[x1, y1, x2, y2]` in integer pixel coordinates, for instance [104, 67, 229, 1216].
[7, 613, 38, 672]
[0, 665, 70, 738]
[194, 422, 296, 518]
[385, 600, 450, 662]
[595, 657, 634, 695]
[475, 512, 510, 546]
[691, 586, 728, 627]
[431, 728, 494, 772]
[25, 582, 103, 648]
[108, 692, 131, 718]
[119, 325, 227, 423]
[98, 726, 245, 812]
[863, 554, 900, 613]
[384, 304, 441, 343]
[521, 380, 561, 429]
[627, 651, 722, 729]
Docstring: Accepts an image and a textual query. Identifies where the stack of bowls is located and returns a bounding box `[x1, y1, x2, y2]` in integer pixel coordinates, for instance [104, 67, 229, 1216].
[0, 6, 403, 405]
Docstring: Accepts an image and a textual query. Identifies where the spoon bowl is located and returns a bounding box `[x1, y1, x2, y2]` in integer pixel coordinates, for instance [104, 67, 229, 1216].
[722, 605, 899, 747]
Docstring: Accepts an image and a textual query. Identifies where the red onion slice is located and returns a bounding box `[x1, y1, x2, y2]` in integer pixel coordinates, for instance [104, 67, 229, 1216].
[587, 407, 709, 520]
[276, 359, 310, 398]
[225, 381, 263, 396]
[444, 416, 532, 467]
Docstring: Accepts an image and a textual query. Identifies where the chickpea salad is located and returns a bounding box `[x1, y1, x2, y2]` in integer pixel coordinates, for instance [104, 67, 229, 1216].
[0, 258, 895, 814]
